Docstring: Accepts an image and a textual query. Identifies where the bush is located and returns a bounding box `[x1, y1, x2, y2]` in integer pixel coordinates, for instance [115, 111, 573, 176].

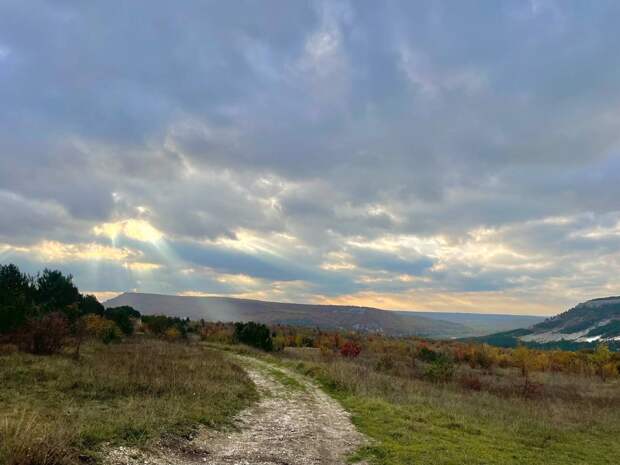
[340, 340, 361, 358]
[104, 306, 140, 336]
[234, 322, 273, 351]
[101, 324, 122, 344]
[473, 344, 496, 370]
[417, 345, 438, 363]
[0, 343, 18, 356]
[459, 374, 482, 391]
[164, 326, 182, 342]
[142, 314, 188, 339]
[522, 379, 544, 398]
[423, 355, 455, 383]
[375, 353, 395, 371]
[83, 314, 121, 344]
[19, 313, 69, 355]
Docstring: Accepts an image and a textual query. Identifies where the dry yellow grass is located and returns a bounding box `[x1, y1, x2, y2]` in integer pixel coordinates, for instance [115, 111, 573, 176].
[0, 338, 257, 465]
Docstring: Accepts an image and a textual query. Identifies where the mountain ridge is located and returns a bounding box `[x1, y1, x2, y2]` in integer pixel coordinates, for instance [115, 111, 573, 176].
[104, 292, 542, 338]
[473, 296, 620, 348]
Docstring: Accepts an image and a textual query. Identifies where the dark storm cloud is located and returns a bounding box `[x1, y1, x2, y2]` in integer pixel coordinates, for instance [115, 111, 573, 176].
[1, 0, 620, 312]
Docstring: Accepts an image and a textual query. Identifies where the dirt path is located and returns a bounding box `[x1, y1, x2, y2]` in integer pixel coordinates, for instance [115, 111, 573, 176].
[106, 354, 366, 465]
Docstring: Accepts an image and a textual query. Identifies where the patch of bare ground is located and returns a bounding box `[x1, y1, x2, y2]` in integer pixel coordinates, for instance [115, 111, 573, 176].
[105, 355, 367, 465]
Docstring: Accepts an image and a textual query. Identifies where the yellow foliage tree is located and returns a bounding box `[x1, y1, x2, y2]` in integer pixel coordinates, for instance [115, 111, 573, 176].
[164, 326, 182, 342]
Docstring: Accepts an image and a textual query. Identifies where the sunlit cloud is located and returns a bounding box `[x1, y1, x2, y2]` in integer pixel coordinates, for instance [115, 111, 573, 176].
[93, 219, 164, 244]
[32, 241, 138, 262]
[2, 1, 620, 315]
[215, 273, 261, 287]
[317, 290, 556, 315]
[179, 278, 311, 302]
[123, 261, 162, 272]
[85, 291, 124, 302]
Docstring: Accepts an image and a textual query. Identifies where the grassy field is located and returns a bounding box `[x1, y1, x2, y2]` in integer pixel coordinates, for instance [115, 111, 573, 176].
[0, 339, 257, 465]
[3, 336, 619, 465]
[212, 342, 620, 465]
[282, 353, 620, 465]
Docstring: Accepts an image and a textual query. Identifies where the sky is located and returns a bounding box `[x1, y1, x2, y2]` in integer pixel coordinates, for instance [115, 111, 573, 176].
[1, 1, 620, 315]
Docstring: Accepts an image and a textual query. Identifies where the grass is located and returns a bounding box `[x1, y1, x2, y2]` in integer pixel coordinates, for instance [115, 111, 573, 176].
[204, 342, 306, 392]
[283, 356, 620, 465]
[259, 364, 306, 392]
[6, 336, 616, 465]
[0, 338, 257, 465]
[222, 343, 620, 465]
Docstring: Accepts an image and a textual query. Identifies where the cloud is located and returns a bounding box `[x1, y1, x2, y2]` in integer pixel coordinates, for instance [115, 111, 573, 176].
[1, 1, 620, 314]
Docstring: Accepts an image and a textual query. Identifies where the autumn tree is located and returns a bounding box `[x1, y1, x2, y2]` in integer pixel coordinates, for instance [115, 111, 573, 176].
[591, 343, 617, 381]
[513, 345, 542, 395]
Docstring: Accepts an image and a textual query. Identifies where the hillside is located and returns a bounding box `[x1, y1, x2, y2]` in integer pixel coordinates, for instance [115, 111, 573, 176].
[105, 292, 471, 338]
[396, 311, 545, 335]
[474, 297, 620, 348]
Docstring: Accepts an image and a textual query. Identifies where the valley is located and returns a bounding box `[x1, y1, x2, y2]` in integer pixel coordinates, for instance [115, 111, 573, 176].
[105, 292, 543, 339]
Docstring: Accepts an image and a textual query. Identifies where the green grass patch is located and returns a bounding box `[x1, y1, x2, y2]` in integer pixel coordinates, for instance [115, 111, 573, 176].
[283, 358, 620, 465]
[341, 395, 617, 465]
[261, 364, 306, 392]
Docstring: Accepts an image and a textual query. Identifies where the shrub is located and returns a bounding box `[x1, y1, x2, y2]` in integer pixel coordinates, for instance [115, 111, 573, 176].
[601, 362, 619, 380]
[233, 322, 273, 351]
[272, 334, 286, 351]
[0, 343, 18, 356]
[164, 326, 182, 342]
[459, 374, 482, 391]
[522, 379, 544, 398]
[423, 355, 455, 383]
[375, 353, 395, 371]
[340, 340, 361, 358]
[104, 306, 141, 336]
[19, 313, 69, 355]
[473, 344, 496, 370]
[142, 314, 188, 339]
[417, 345, 438, 363]
[101, 324, 122, 344]
[83, 314, 121, 344]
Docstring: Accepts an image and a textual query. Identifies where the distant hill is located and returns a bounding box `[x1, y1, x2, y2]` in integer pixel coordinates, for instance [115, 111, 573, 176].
[105, 292, 472, 338]
[395, 311, 545, 336]
[473, 297, 620, 349]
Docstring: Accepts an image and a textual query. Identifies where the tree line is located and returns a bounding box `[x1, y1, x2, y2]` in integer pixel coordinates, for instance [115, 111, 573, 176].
[0, 263, 145, 354]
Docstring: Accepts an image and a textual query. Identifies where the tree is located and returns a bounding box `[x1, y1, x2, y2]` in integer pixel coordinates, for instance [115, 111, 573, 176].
[104, 306, 141, 335]
[0, 264, 34, 334]
[35, 269, 80, 312]
[79, 294, 105, 316]
[233, 322, 273, 351]
[591, 343, 614, 381]
[513, 345, 543, 396]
